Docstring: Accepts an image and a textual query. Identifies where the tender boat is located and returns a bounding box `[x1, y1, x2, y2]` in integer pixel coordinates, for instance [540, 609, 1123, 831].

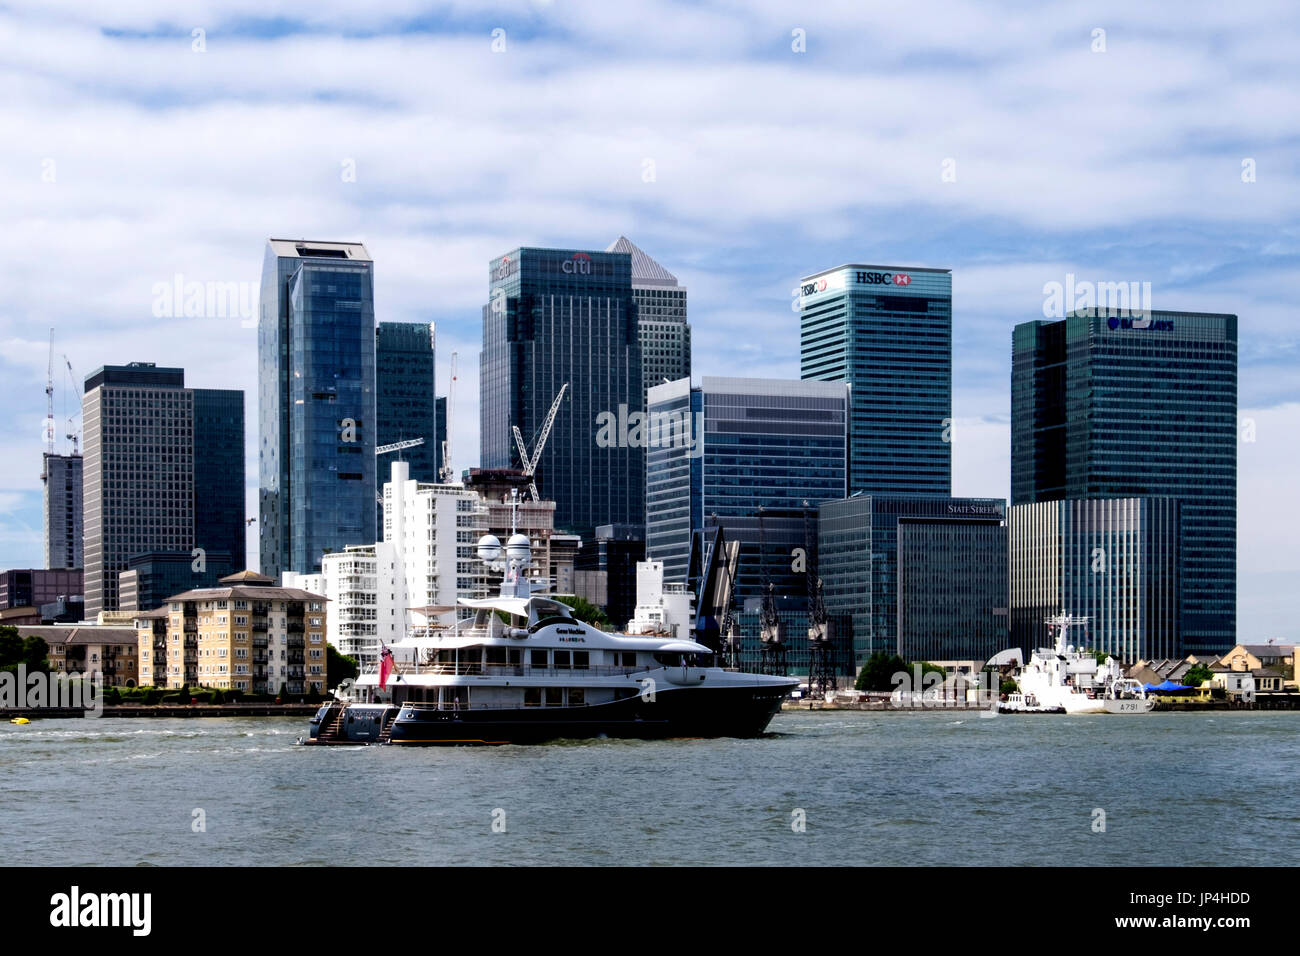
[305, 515, 797, 745]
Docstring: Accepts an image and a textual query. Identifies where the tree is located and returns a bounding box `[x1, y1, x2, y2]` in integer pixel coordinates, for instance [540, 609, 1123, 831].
[177, 683, 191, 705]
[0, 625, 50, 674]
[855, 652, 907, 691]
[326, 643, 359, 685]
[1184, 664, 1215, 687]
[553, 595, 610, 628]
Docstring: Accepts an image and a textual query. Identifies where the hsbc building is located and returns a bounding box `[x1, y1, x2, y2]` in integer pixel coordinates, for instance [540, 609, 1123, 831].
[799, 263, 953, 497]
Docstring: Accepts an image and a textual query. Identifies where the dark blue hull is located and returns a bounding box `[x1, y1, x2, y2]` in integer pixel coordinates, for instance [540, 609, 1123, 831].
[307, 684, 790, 745]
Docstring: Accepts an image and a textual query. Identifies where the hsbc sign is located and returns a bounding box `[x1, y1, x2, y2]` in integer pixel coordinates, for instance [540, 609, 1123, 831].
[855, 271, 911, 286]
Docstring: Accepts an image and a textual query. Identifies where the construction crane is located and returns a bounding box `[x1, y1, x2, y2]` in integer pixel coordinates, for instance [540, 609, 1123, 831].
[512, 382, 568, 502]
[438, 351, 457, 482]
[376, 438, 425, 456]
[63, 354, 81, 454]
[803, 500, 836, 697]
[44, 329, 55, 455]
[757, 506, 788, 676]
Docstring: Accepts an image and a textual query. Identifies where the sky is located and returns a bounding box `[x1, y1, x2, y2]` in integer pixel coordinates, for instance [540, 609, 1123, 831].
[1, 1, 1296, 640]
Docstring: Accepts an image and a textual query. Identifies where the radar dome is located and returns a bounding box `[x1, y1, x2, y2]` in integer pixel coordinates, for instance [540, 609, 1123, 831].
[477, 534, 502, 563]
[505, 533, 531, 561]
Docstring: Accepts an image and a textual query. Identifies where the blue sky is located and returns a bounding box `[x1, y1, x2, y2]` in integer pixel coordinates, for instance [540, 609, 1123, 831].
[1, 0, 1296, 639]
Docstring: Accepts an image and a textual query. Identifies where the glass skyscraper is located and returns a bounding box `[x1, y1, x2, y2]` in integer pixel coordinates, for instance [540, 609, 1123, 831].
[376, 321, 438, 536]
[258, 239, 375, 578]
[606, 236, 690, 411]
[800, 264, 952, 496]
[645, 376, 849, 599]
[1011, 309, 1237, 655]
[819, 495, 1009, 669]
[480, 246, 642, 538]
[193, 388, 246, 569]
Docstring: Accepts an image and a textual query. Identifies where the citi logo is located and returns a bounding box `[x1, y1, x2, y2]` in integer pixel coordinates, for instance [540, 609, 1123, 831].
[490, 256, 517, 281]
[855, 271, 911, 286]
[562, 253, 591, 275]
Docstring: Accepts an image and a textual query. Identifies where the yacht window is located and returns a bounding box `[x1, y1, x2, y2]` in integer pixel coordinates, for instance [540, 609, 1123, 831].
[653, 652, 683, 667]
[567, 688, 585, 706]
[554, 650, 571, 669]
[573, 651, 589, 670]
[545, 688, 563, 707]
[531, 649, 548, 669]
[508, 649, 521, 666]
[523, 688, 541, 708]
[486, 647, 507, 666]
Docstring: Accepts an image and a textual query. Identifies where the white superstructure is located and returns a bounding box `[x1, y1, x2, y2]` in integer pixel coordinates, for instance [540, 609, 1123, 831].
[1002, 613, 1153, 714]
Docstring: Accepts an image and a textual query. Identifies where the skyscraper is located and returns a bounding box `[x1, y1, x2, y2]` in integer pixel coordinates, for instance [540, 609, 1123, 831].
[605, 237, 690, 410]
[480, 246, 642, 538]
[41, 452, 82, 570]
[258, 239, 375, 578]
[799, 264, 952, 496]
[1011, 309, 1237, 655]
[81, 362, 244, 618]
[646, 376, 848, 597]
[376, 321, 438, 536]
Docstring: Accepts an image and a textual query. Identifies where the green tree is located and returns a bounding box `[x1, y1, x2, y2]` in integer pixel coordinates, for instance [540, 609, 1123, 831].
[0, 625, 50, 674]
[1183, 664, 1215, 687]
[553, 595, 610, 628]
[177, 683, 191, 705]
[326, 643, 359, 685]
[855, 652, 907, 691]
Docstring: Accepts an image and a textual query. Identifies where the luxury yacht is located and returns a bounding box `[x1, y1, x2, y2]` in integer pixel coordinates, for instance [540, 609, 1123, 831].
[305, 519, 797, 745]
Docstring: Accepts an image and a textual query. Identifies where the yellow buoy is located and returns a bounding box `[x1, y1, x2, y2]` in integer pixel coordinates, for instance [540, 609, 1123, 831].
[9, 717, 30, 725]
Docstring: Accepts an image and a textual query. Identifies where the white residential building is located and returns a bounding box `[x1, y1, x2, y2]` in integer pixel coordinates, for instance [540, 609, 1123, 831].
[286, 461, 487, 667]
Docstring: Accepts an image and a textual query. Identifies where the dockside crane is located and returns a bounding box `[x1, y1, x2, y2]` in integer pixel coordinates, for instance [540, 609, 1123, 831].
[439, 351, 457, 482]
[803, 500, 837, 697]
[512, 383, 568, 502]
[757, 506, 788, 676]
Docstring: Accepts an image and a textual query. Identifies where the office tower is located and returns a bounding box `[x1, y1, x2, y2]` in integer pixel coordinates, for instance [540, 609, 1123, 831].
[80, 363, 245, 619]
[1011, 310, 1237, 655]
[819, 496, 1008, 670]
[1009, 498, 1180, 662]
[41, 453, 83, 570]
[799, 264, 952, 495]
[117, 550, 236, 613]
[646, 376, 848, 598]
[0, 568, 83, 612]
[606, 237, 690, 410]
[377, 321, 438, 476]
[193, 389, 246, 567]
[575, 523, 646, 630]
[259, 239, 376, 578]
[480, 246, 642, 538]
[82, 363, 193, 618]
[154, 571, 327, 694]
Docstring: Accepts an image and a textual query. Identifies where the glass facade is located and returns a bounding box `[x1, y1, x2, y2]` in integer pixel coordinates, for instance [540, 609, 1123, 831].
[800, 265, 952, 496]
[606, 237, 691, 412]
[646, 376, 849, 601]
[1009, 498, 1181, 662]
[193, 388, 246, 569]
[41, 452, 83, 570]
[480, 247, 642, 539]
[376, 321, 438, 537]
[259, 240, 375, 578]
[819, 495, 1008, 670]
[1011, 310, 1237, 655]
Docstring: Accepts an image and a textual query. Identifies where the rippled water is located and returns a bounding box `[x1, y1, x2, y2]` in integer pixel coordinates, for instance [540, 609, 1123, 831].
[2, 710, 1295, 866]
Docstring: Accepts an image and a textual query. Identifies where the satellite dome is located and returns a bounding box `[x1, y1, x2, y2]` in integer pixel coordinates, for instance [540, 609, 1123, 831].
[505, 533, 531, 561]
[477, 534, 502, 563]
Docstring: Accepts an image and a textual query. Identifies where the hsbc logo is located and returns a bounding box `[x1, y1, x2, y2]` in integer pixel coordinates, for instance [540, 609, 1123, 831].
[855, 271, 911, 286]
[798, 278, 829, 296]
[562, 253, 592, 275]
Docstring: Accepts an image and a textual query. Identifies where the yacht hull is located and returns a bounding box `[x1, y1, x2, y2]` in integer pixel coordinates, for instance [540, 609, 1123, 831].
[307, 683, 791, 745]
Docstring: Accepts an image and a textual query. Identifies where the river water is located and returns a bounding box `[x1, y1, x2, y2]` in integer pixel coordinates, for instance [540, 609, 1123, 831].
[2, 710, 1295, 866]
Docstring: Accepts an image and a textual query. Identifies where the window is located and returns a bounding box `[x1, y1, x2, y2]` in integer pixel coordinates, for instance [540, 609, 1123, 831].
[554, 650, 570, 669]
[573, 651, 589, 670]
[545, 688, 563, 707]
[524, 688, 541, 707]
[567, 688, 585, 706]
[531, 649, 548, 669]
